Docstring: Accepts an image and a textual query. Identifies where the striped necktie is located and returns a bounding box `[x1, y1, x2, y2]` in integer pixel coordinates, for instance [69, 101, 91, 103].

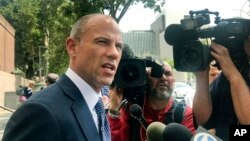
[95, 97, 111, 141]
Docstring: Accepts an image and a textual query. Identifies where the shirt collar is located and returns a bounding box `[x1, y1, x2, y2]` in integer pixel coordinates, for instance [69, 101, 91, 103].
[65, 68, 102, 110]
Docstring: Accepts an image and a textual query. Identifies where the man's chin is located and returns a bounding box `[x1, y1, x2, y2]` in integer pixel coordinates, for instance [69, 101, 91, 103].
[101, 78, 114, 86]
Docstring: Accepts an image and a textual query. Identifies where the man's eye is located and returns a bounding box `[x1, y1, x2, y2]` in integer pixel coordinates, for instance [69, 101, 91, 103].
[164, 72, 171, 76]
[116, 45, 123, 50]
[97, 40, 107, 45]
[116, 44, 124, 50]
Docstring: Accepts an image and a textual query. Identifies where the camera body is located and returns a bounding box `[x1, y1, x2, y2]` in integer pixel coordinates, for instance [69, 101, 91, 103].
[16, 86, 32, 96]
[164, 9, 250, 72]
[114, 57, 164, 103]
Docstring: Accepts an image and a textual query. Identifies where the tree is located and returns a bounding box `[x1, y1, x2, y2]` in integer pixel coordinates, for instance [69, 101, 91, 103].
[0, 0, 43, 79]
[0, 0, 165, 80]
[49, 0, 165, 74]
[68, 0, 165, 23]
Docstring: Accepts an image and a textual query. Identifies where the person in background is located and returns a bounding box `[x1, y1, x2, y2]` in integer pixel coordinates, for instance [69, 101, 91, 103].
[108, 59, 196, 141]
[184, 64, 221, 108]
[101, 86, 111, 111]
[45, 73, 59, 86]
[3, 13, 123, 141]
[193, 35, 250, 140]
[208, 65, 221, 84]
[18, 81, 35, 103]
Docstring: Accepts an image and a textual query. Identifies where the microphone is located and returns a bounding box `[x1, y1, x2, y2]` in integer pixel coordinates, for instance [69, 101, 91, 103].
[146, 122, 165, 141]
[162, 123, 193, 141]
[146, 122, 193, 141]
[129, 104, 148, 130]
[191, 126, 223, 141]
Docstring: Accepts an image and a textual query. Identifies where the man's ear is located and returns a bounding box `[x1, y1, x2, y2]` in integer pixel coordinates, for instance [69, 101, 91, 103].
[66, 37, 77, 56]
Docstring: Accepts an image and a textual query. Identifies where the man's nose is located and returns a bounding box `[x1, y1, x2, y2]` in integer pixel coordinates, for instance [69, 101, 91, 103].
[160, 74, 167, 81]
[106, 44, 120, 59]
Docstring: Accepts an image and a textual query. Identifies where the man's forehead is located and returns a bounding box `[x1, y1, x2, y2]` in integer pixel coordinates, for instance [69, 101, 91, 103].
[163, 63, 172, 71]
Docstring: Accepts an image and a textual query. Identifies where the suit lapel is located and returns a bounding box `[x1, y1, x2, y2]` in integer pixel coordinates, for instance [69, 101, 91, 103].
[58, 75, 101, 141]
[72, 97, 101, 141]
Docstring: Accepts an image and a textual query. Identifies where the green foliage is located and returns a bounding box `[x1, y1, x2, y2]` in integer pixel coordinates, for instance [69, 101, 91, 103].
[64, 0, 165, 23]
[0, 0, 42, 78]
[0, 0, 165, 79]
[0, 0, 74, 78]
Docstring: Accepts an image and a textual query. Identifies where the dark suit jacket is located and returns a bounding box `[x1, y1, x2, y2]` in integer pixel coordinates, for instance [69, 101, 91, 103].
[2, 74, 102, 141]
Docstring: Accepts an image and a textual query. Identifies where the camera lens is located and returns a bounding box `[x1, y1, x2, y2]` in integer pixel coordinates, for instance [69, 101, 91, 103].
[121, 63, 140, 83]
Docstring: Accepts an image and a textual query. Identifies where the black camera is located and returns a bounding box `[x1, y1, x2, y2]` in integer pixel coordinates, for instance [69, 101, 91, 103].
[113, 57, 164, 103]
[16, 86, 32, 96]
[164, 9, 250, 72]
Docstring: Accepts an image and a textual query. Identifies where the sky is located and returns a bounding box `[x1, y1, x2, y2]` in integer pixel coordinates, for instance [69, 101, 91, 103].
[119, 2, 159, 32]
[119, 0, 250, 32]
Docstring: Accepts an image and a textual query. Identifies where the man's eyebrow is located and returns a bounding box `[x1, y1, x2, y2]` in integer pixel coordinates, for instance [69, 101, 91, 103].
[116, 42, 124, 47]
[164, 69, 172, 74]
[94, 36, 108, 41]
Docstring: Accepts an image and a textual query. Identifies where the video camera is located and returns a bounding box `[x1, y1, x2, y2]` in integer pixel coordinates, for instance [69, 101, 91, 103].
[16, 86, 32, 96]
[164, 9, 250, 72]
[113, 56, 165, 104]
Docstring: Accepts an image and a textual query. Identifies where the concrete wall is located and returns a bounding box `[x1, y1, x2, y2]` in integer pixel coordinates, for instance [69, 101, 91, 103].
[0, 71, 30, 109]
[0, 14, 15, 73]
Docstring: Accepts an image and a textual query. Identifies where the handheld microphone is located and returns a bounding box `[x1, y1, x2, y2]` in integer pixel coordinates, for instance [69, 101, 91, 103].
[191, 126, 223, 141]
[146, 122, 193, 141]
[162, 122, 193, 141]
[146, 122, 165, 141]
[129, 104, 148, 130]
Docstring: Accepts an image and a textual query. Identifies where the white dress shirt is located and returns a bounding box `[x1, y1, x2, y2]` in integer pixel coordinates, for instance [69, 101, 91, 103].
[65, 68, 102, 130]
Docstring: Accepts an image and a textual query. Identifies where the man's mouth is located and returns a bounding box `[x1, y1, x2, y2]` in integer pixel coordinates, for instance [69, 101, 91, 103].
[102, 63, 116, 74]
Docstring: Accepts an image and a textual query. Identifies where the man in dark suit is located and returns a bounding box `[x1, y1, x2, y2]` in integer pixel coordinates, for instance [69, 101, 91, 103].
[2, 13, 123, 141]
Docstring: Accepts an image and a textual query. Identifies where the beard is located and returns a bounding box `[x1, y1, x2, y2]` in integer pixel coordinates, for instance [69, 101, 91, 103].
[150, 86, 174, 100]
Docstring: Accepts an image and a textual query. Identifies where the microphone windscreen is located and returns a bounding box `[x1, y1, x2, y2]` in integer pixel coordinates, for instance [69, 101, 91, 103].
[146, 122, 165, 141]
[163, 123, 193, 141]
[164, 24, 184, 45]
[129, 104, 142, 118]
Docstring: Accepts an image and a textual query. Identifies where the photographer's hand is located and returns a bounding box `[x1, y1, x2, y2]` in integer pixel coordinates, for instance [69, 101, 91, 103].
[210, 41, 238, 79]
[211, 41, 250, 124]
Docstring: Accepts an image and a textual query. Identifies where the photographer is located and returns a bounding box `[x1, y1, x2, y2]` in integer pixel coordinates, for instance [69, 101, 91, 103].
[17, 81, 34, 103]
[108, 60, 196, 141]
[193, 37, 250, 140]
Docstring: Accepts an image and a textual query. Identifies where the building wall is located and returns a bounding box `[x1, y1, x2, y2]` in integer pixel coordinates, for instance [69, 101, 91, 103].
[122, 12, 190, 83]
[122, 31, 157, 57]
[0, 71, 30, 107]
[0, 14, 15, 73]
